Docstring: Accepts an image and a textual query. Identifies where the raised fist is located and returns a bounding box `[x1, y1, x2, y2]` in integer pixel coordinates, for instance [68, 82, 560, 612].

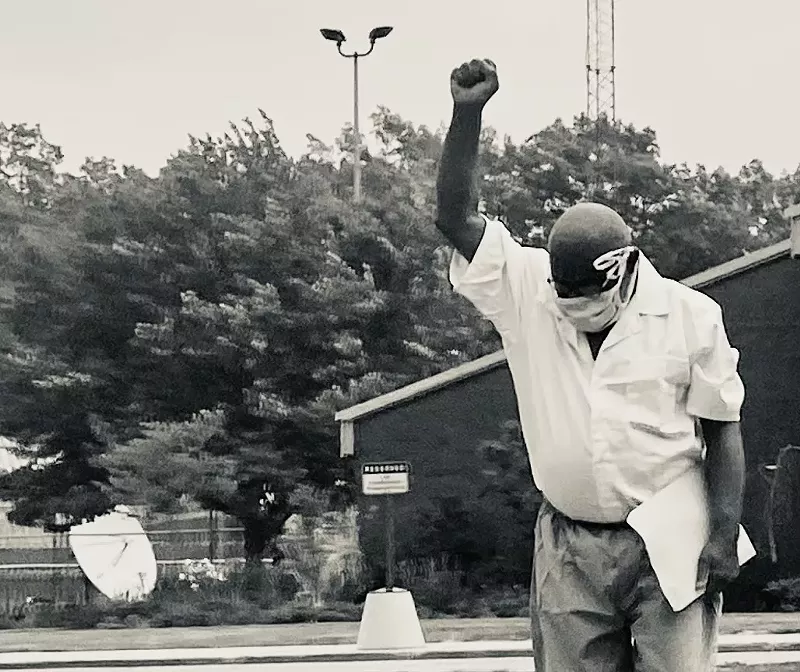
[450, 58, 499, 107]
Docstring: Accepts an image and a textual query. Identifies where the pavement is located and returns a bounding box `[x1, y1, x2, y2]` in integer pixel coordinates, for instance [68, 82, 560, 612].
[3, 633, 800, 670]
[11, 658, 800, 672]
[3, 613, 800, 653]
[1, 614, 799, 670]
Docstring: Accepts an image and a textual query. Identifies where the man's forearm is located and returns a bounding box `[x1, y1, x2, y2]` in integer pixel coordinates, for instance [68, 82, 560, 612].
[436, 104, 482, 232]
[701, 419, 745, 539]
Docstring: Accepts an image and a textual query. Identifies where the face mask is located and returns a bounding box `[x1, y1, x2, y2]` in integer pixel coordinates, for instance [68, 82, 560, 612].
[552, 246, 639, 333]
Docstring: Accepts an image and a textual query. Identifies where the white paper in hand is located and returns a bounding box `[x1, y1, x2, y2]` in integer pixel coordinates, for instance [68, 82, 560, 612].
[626, 468, 756, 612]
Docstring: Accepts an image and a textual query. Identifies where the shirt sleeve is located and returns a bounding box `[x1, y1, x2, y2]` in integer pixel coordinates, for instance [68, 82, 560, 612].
[685, 303, 745, 422]
[449, 216, 549, 337]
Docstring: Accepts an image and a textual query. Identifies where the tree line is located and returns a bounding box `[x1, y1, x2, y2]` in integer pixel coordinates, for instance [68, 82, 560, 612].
[0, 110, 796, 561]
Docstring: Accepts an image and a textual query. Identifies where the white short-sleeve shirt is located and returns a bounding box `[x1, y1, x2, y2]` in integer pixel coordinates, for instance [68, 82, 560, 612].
[450, 217, 745, 523]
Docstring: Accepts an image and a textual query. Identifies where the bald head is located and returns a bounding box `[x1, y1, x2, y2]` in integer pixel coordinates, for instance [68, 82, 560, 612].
[548, 203, 632, 286]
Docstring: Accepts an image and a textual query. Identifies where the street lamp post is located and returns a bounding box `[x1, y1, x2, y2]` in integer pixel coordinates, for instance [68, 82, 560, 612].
[320, 26, 393, 204]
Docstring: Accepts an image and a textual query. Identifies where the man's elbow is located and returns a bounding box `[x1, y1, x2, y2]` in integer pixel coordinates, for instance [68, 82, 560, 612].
[434, 213, 485, 263]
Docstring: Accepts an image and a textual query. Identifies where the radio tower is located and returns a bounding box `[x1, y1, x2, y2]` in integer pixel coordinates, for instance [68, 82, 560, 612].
[586, 0, 616, 121]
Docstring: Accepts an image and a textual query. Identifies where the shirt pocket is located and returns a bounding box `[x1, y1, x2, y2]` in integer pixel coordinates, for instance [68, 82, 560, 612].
[603, 355, 691, 436]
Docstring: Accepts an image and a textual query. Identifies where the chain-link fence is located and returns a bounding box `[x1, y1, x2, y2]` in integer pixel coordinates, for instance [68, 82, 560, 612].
[0, 525, 249, 615]
[0, 510, 361, 616]
[0, 526, 247, 565]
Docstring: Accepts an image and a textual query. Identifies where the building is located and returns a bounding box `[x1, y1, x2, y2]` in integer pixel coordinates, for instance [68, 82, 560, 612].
[336, 214, 800, 601]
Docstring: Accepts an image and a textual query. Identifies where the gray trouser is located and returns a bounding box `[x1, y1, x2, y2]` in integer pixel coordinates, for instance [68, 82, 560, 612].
[531, 499, 722, 672]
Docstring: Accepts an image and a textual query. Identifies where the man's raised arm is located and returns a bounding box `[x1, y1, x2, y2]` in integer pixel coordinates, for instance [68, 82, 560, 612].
[436, 59, 499, 262]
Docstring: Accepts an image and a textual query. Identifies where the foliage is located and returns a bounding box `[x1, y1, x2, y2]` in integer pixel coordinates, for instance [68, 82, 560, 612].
[396, 554, 469, 615]
[0, 122, 63, 207]
[474, 419, 542, 586]
[765, 446, 800, 578]
[176, 558, 231, 592]
[2, 597, 364, 630]
[366, 418, 540, 590]
[479, 115, 797, 278]
[277, 494, 364, 607]
[762, 577, 800, 612]
[0, 105, 797, 571]
[0, 554, 531, 629]
[99, 412, 228, 515]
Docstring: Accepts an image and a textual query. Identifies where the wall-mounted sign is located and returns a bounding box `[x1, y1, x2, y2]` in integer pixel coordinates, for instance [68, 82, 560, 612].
[362, 462, 411, 496]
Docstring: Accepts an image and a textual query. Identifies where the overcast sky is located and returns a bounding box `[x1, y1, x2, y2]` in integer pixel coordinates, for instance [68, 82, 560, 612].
[1, 0, 798, 177]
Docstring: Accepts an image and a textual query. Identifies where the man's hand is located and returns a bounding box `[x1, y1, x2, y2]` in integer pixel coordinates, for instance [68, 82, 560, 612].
[696, 531, 740, 596]
[450, 59, 499, 108]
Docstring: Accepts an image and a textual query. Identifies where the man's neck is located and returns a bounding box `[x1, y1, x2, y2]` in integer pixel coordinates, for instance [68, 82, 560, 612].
[586, 327, 612, 360]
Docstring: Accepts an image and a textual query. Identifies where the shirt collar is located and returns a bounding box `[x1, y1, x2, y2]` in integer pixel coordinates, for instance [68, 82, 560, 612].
[628, 253, 670, 316]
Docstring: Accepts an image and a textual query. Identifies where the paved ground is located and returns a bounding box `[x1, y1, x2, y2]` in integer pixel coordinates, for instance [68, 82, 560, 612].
[12, 655, 800, 672]
[2, 613, 798, 653]
[3, 634, 800, 671]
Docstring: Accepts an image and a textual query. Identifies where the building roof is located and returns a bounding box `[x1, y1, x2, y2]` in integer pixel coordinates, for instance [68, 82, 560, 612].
[335, 349, 507, 423]
[335, 238, 793, 428]
[680, 239, 792, 289]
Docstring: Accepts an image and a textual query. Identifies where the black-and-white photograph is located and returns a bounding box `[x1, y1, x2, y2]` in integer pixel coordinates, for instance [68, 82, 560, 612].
[0, 1, 798, 670]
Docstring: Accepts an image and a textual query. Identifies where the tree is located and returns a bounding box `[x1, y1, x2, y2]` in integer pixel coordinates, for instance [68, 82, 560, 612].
[475, 419, 542, 586]
[99, 114, 411, 560]
[478, 115, 798, 280]
[0, 105, 795, 574]
[0, 168, 121, 530]
[0, 125, 184, 531]
[100, 409, 306, 562]
[479, 116, 673, 249]
[99, 109, 504, 561]
[405, 419, 542, 588]
[0, 122, 63, 208]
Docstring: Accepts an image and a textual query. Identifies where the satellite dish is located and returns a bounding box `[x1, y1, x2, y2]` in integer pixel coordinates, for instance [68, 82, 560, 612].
[68, 507, 158, 602]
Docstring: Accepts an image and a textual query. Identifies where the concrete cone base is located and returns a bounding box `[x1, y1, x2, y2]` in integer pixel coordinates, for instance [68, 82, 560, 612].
[356, 588, 426, 650]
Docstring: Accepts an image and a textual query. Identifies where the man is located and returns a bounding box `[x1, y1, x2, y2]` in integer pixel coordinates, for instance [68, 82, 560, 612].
[436, 58, 746, 672]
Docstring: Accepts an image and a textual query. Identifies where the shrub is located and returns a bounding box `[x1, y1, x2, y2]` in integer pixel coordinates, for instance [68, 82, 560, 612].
[224, 563, 301, 608]
[762, 577, 800, 611]
[20, 593, 171, 629]
[262, 602, 317, 624]
[9, 593, 364, 630]
[154, 561, 301, 610]
[278, 538, 367, 607]
[173, 558, 231, 592]
[149, 596, 270, 628]
[488, 588, 530, 618]
[392, 553, 533, 618]
[396, 555, 466, 615]
[149, 601, 222, 628]
[316, 601, 363, 622]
